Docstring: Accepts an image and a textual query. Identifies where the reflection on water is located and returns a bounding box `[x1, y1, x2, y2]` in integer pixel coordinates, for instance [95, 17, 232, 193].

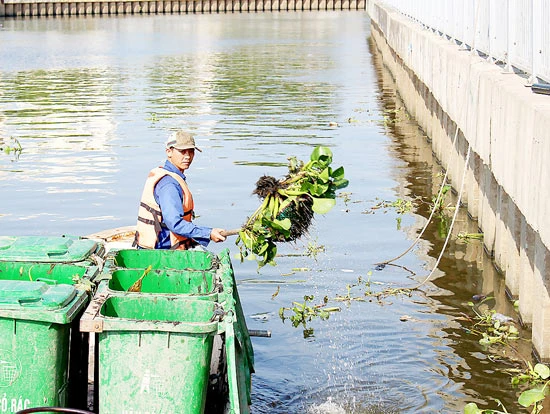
[0, 13, 532, 413]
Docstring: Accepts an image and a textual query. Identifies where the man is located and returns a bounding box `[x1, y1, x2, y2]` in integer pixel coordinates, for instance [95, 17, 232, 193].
[134, 130, 226, 249]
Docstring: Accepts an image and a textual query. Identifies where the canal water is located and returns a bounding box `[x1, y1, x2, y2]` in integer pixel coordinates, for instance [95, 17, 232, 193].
[0, 12, 534, 413]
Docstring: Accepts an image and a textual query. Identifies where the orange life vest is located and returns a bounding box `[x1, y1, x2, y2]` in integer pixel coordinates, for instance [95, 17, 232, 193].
[134, 167, 195, 249]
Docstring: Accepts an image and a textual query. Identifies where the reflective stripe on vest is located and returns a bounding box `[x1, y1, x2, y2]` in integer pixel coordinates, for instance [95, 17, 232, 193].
[135, 167, 195, 249]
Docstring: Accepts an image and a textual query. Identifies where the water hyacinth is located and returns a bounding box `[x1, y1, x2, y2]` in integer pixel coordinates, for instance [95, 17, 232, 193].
[235, 146, 349, 268]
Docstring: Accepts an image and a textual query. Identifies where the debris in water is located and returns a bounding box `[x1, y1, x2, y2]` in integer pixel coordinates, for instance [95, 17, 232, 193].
[491, 313, 514, 325]
[250, 312, 272, 321]
[472, 294, 487, 302]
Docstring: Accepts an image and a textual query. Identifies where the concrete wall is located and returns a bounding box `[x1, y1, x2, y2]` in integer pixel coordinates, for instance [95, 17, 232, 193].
[0, 0, 365, 16]
[367, 0, 550, 359]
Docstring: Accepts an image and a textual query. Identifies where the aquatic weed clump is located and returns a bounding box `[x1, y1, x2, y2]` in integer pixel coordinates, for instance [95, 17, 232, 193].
[253, 175, 314, 242]
[236, 146, 349, 268]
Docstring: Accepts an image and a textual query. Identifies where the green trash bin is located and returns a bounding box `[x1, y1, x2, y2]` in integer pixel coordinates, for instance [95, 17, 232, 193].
[106, 268, 217, 297]
[0, 235, 104, 411]
[0, 236, 102, 265]
[0, 280, 88, 413]
[106, 248, 216, 271]
[80, 295, 219, 413]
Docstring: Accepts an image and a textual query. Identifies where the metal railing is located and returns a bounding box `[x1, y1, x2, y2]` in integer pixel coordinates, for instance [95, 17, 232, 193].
[380, 0, 550, 84]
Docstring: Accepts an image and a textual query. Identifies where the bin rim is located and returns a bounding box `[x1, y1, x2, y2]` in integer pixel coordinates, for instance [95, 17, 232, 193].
[99, 318, 220, 334]
[80, 292, 221, 334]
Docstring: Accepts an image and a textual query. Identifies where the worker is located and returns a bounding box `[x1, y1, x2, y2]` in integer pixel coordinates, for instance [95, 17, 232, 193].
[134, 130, 226, 249]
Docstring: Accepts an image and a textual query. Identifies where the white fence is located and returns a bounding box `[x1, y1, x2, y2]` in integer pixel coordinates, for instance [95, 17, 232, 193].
[381, 0, 550, 84]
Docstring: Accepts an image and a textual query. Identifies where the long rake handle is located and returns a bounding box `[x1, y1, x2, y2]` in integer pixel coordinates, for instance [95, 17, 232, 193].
[221, 229, 242, 237]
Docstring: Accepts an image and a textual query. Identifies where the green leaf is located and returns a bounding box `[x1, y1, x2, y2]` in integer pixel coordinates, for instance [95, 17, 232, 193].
[333, 178, 349, 190]
[271, 218, 292, 231]
[311, 198, 336, 214]
[518, 388, 546, 407]
[252, 221, 262, 232]
[309, 182, 330, 197]
[534, 364, 550, 379]
[311, 146, 333, 163]
[463, 402, 483, 414]
[319, 167, 331, 183]
[240, 232, 254, 250]
[263, 243, 278, 264]
[332, 166, 345, 179]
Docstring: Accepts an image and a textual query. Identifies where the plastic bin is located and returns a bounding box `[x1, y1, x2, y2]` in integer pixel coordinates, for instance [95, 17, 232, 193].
[0, 262, 89, 285]
[0, 236, 101, 264]
[108, 248, 216, 271]
[0, 235, 103, 411]
[0, 280, 88, 413]
[80, 295, 219, 413]
[107, 268, 216, 296]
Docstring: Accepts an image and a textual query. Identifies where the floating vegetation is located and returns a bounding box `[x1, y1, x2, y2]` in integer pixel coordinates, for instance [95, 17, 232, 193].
[275, 240, 325, 260]
[1, 137, 23, 160]
[457, 232, 484, 242]
[235, 146, 348, 268]
[337, 191, 352, 205]
[279, 273, 416, 336]
[279, 295, 340, 329]
[509, 362, 550, 387]
[463, 400, 509, 414]
[463, 298, 519, 347]
[431, 184, 452, 212]
[364, 198, 415, 230]
[378, 107, 409, 127]
[462, 297, 550, 414]
[465, 363, 550, 414]
[305, 240, 325, 259]
[364, 197, 415, 215]
[146, 112, 160, 122]
[333, 273, 412, 305]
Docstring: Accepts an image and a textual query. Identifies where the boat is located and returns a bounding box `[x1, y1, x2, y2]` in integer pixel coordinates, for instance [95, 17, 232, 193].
[0, 231, 256, 414]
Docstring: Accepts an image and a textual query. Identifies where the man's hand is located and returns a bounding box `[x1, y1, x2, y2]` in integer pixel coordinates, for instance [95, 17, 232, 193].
[210, 228, 227, 243]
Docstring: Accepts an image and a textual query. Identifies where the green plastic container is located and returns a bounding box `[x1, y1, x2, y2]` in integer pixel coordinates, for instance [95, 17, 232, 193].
[110, 248, 216, 271]
[0, 235, 103, 411]
[0, 236, 100, 263]
[0, 280, 88, 413]
[0, 261, 89, 285]
[107, 268, 216, 296]
[90, 295, 218, 413]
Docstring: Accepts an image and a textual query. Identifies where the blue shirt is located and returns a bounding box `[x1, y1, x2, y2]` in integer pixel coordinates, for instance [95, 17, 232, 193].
[153, 160, 212, 249]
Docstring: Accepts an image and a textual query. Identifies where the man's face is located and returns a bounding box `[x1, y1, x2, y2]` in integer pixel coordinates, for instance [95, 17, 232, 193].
[167, 147, 195, 172]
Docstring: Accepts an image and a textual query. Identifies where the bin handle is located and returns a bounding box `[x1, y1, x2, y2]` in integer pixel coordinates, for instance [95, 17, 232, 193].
[35, 278, 58, 285]
[17, 297, 42, 306]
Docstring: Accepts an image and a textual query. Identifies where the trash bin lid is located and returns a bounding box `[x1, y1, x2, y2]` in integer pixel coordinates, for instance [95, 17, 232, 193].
[0, 236, 98, 263]
[0, 280, 77, 310]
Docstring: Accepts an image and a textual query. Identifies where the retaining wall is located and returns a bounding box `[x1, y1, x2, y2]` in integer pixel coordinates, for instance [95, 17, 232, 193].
[367, 0, 550, 359]
[0, 0, 364, 16]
